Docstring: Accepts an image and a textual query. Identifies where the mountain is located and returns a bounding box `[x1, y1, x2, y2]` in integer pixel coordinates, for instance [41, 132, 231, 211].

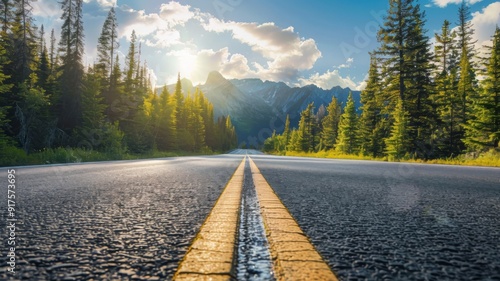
[162, 71, 361, 147]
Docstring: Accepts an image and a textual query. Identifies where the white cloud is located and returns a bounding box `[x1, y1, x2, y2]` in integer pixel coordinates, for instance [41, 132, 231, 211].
[83, 0, 116, 8]
[432, 0, 483, 8]
[32, 0, 61, 17]
[159, 1, 194, 27]
[221, 53, 252, 79]
[471, 2, 500, 51]
[96, 0, 116, 7]
[174, 48, 255, 84]
[338, 57, 354, 69]
[145, 29, 182, 48]
[299, 69, 359, 90]
[202, 17, 322, 84]
[117, 2, 196, 47]
[118, 7, 163, 39]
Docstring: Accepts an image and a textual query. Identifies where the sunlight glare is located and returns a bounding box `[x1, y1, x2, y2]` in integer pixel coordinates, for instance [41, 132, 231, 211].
[177, 52, 197, 80]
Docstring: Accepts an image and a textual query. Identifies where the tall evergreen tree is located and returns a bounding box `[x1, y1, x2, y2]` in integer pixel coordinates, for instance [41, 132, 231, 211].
[297, 103, 315, 152]
[457, 1, 477, 62]
[192, 89, 206, 150]
[9, 0, 38, 85]
[154, 86, 176, 151]
[385, 98, 410, 159]
[107, 54, 124, 122]
[96, 7, 118, 81]
[282, 114, 291, 150]
[404, 4, 435, 156]
[96, 7, 118, 115]
[0, 42, 12, 145]
[0, 0, 12, 34]
[465, 27, 500, 150]
[434, 20, 462, 155]
[336, 92, 358, 154]
[456, 0, 478, 130]
[79, 67, 106, 143]
[124, 30, 137, 94]
[49, 28, 56, 70]
[377, 0, 435, 157]
[172, 73, 185, 147]
[37, 25, 50, 90]
[58, 0, 85, 131]
[321, 96, 341, 151]
[377, 0, 414, 104]
[96, 8, 119, 124]
[358, 54, 386, 157]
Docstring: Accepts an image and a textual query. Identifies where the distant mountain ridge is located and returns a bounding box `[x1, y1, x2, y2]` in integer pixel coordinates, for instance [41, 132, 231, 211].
[164, 71, 361, 147]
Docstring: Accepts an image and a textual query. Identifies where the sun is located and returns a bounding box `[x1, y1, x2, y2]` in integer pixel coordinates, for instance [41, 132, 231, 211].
[177, 52, 197, 80]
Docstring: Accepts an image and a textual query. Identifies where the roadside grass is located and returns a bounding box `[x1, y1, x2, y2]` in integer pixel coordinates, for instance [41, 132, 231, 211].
[0, 145, 220, 167]
[274, 149, 500, 168]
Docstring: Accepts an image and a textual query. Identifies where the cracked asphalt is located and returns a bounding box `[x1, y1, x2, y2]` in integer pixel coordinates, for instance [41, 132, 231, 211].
[251, 155, 500, 280]
[0, 155, 243, 280]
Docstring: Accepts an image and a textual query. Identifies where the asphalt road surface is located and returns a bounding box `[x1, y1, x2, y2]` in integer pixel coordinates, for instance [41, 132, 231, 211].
[1, 152, 499, 280]
[0, 155, 243, 280]
[251, 154, 500, 280]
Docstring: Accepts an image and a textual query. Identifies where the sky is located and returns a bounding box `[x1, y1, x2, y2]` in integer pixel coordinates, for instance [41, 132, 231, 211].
[32, 0, 500, 90]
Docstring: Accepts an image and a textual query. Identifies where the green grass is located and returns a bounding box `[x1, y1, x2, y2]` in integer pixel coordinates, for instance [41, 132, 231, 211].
[270, 149, 500, 168]
[0, 145, 220, 167]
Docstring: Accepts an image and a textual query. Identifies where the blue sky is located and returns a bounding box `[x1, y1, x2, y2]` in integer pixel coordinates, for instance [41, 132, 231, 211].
[33, 0, 500, 90]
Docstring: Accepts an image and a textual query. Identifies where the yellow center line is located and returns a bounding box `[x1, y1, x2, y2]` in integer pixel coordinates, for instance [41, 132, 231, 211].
[248, 157, 339, 281]
[173, 157, 246, 281]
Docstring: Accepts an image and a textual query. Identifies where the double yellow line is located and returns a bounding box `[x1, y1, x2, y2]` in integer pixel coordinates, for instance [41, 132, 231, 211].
[174, 156, 338, 281]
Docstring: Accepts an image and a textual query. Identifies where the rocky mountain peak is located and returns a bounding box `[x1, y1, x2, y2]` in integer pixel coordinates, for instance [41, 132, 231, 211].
[205, 71, 228, 86]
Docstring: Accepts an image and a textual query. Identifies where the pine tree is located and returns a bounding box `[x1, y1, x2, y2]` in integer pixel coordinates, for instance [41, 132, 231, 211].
[434, 20, 462, 155]
[200, 92, 216, 150]
[96, 7, 118, 80]
[385, 98, 410, 160]
[456, 0, 478, 130]
[457, 1, 477, 62]
[0, 0, 12, 33]
[377, 0, 414, 104]
[58, 0, 85, 132]
[9, 0, 38, 86]
[288, 129, 300, 152]
[49, 28, 56, 70]
[336, 92, 358, 154]
[358, 54, 385, 157]
[192, 89, 206, 150]
[0, 42, 12, 145]
[37, 25, 50, 90]
[81, 68, 106, 128]
[155, 86, 176, 151]
[107, 54, 124, 122]
[172, 73, 185, 148]
[297, 103, 315, 152]
[465, 26, 500, 150]
[321, 96, 341, 151]
[96, 7, 118, 111]
[404, 4, 435, 156]
[376, 0, 436, 157]
[225, 115, 237, 149]
[282, 114, 291, 150]
[15, 78, 50, 153]
[179, 92, 195, 151]
[124, 30, 137, 95]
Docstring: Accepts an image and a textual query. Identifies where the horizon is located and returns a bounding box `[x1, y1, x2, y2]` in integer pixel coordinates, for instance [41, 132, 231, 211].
[162, 70, 360, 92]
[33, 0, 499, 90]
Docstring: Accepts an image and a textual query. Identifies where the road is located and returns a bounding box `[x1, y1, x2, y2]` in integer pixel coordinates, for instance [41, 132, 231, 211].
[0, 155, 243, 280]
[1, 152, 499, 280]
[251, 155, 500, 280]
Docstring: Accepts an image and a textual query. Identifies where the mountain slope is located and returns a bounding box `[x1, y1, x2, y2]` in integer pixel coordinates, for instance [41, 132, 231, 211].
[163, 72, 361, 147]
